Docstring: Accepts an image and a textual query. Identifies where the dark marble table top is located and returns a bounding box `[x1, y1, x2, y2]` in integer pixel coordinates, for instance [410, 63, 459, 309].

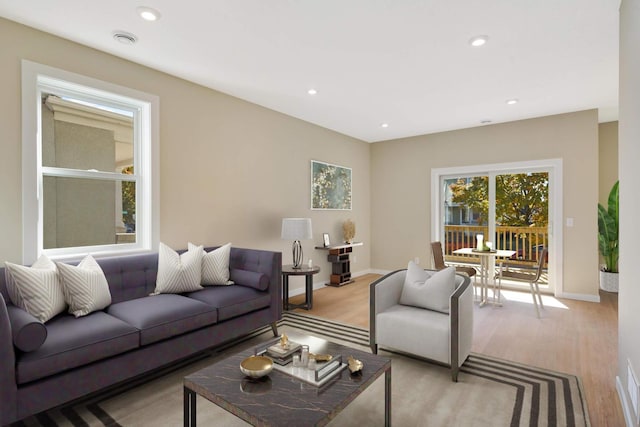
[184, 331, 391, 426]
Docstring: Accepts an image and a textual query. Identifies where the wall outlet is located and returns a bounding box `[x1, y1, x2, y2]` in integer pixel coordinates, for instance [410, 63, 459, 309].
[628, 360, 640, 423]
[414, 257, 420, 265]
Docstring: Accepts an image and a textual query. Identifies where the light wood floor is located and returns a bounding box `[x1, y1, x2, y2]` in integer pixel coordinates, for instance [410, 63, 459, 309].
[288, 273, 623, 427]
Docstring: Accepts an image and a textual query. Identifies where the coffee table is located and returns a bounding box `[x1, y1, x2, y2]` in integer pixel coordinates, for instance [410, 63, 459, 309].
[184, 331, 391, 426]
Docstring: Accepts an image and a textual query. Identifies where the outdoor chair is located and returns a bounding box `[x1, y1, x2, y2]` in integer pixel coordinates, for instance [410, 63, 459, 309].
[431, 241, 477, 297]
[496, 247, 547, 318]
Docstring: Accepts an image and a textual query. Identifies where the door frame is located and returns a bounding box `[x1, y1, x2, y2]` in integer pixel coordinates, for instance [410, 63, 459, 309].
[431, 158, 563, 296]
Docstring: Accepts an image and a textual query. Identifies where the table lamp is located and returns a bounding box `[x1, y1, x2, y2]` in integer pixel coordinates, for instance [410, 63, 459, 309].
[281, 218, 313, 269]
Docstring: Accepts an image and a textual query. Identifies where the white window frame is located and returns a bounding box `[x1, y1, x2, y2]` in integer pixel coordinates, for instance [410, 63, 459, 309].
[431, 159, 563, 296]
[21, 60, 160, 263]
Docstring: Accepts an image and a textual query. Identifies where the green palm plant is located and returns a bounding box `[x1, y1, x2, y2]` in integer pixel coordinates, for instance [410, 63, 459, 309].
[597, 180, 619, 273]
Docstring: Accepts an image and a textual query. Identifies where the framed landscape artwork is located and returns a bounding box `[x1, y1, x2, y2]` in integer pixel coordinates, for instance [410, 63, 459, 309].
[311, 160, 352, 210]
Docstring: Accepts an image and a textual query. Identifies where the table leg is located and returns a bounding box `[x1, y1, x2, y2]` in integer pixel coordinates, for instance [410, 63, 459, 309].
[184, 386, 196, 427]
[306, 275, 313, 310]
[282, 275, 289, 311]
[385, 367, 392, 426]
[479, 257, 489, 307]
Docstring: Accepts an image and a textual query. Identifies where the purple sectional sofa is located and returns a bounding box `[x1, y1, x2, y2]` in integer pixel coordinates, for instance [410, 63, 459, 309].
[0, 246, 282, 426]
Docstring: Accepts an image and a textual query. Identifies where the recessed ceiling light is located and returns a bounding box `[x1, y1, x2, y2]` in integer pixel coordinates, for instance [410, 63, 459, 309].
[307, 89, 317, 95]
[113, 31, 138, 45]
[506, 99, 519, 105]
[480, 120, 492, 124]
[469, 35, 489, 47]
[137, 6, 161, 21]
[381, 123, 389, 128]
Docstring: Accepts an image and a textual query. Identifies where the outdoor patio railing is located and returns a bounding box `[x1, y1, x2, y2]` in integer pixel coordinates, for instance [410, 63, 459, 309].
[444, 225, 548, 268]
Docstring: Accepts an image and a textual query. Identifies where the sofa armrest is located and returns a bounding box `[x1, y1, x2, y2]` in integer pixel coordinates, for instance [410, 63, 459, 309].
[449, 274, 473, 381]
[0, 293, 18, 425]
[369, 269, 406, 353]
[228, 247, 282, 322]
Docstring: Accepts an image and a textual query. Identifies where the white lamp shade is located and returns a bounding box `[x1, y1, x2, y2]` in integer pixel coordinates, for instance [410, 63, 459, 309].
[281, 218, 313, 240]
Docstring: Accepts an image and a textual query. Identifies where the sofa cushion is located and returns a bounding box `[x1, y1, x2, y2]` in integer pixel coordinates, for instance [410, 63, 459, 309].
[400, 262, 455, 314]
[7, 305, 47, 352]
[152, 243, 203, 295]
[230, 269, 269, 291]
[187, 286, 270, 321]
[107, 294, 218, 345]
[190, 242, 233, 285]
[57, 255, 112, 317]
[16, 312, 139, 384]
[4, 255, 66, 323]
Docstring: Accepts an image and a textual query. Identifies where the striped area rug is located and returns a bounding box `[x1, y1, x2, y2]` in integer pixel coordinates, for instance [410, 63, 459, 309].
[11, 311, 590, 426]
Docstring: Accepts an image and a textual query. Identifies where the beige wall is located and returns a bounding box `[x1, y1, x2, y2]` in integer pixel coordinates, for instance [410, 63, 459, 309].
[618, 1, 640, 422]
[370, 110, 599, 297]
[598, 121, 619, 205]
[0, 18, 371, 293]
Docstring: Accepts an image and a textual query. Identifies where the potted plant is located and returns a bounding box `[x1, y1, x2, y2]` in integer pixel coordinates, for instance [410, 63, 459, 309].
[597, 180, 619, 292]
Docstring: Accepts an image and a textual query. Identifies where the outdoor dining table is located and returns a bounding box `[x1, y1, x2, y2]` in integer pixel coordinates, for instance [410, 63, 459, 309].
[453, 248, 516, 306]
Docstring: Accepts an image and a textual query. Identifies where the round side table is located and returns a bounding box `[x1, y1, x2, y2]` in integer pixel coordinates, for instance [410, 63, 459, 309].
[282, 264, 320, 310]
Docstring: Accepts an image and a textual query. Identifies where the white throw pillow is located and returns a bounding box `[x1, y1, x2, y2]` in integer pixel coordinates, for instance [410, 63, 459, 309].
[57, 255, 112, 318]
[4, 255, 66, 323]
[188, 242, 234, 286]
[152, 242, 204, 295]
[399, 262, 456, 313]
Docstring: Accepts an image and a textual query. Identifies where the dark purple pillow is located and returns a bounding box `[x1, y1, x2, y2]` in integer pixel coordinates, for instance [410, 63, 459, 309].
[230, 269, 270, 291]
[7, 305, 47, 352]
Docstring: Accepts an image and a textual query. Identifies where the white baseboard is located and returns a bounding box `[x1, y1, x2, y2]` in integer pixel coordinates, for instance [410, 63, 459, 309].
[555, 292, 601, 303]
[617, 375, 636, 426]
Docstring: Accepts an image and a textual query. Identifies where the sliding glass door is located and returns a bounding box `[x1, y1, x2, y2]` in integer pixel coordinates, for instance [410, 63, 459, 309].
[439, 168, 551, 292]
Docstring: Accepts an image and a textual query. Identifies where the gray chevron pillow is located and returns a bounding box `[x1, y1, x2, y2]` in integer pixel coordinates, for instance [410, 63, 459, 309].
[152, 243, 203, 294]
[57, 255, 112, 317]
[188, 242, 234, 286]
[4, 255, 66, 323]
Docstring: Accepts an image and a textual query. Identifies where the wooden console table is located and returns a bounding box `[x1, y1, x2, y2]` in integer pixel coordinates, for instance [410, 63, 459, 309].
[315, 242, 363, 287]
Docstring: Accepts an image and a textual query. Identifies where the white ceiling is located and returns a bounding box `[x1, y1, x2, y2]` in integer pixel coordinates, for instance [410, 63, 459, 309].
[0, 0, 620, 142]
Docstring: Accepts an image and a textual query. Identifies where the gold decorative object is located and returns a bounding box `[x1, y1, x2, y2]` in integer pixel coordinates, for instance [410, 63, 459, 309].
[343, 219, 356, 244]
[240, 355, 273, 378]
[347, 355, 363, 374]
[279, 333, 289, 350]
[310, 353, 333, 362]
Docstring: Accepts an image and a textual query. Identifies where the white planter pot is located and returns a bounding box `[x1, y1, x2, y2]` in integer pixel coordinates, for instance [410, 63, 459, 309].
[599, 271, 619, 293]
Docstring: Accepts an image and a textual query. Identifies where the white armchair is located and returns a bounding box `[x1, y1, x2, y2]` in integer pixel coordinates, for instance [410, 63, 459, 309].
[369, 269, 473, 382]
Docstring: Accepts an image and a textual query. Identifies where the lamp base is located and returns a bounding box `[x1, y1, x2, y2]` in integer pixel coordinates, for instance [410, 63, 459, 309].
[292, 240, 303, 269]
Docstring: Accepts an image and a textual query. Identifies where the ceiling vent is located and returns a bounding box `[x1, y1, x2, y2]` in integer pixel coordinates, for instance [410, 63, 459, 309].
[113, 31, 137, 45]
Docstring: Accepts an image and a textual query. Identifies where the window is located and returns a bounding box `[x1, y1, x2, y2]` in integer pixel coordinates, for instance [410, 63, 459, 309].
[21, 61, 159, 263]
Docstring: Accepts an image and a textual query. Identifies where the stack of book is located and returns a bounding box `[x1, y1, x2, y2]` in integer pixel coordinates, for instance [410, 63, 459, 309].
[266, 341, 302, 365]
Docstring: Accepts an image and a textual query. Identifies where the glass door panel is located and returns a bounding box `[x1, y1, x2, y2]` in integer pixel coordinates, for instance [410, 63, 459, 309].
[495, 172, 550, 289]
[442, 175, 488, 266]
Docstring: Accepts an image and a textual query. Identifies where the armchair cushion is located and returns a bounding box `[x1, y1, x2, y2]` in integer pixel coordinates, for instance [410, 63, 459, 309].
[399, 262, 455, 314]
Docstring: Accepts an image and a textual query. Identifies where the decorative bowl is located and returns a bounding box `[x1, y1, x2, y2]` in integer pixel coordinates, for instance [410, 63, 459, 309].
[240, 355, 273, 378]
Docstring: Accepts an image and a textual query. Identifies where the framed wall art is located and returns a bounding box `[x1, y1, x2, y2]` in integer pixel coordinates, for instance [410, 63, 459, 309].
[311, 160, 352, 210]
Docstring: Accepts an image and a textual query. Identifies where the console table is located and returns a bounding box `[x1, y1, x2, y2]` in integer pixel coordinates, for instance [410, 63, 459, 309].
[315, 242, 363, 286]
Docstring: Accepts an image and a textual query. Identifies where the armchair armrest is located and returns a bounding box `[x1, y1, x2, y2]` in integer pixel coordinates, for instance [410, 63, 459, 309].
[369, 269, 406, 353]
[450, 274, 473, 381]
